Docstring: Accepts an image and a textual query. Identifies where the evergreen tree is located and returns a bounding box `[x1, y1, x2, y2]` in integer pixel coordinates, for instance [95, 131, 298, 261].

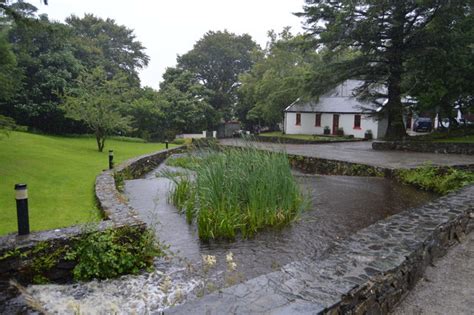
[298, 0, 471, 139]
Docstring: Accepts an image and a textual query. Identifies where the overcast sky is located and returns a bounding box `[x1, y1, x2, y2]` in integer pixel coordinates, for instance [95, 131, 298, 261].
[37, 0, 306, 90]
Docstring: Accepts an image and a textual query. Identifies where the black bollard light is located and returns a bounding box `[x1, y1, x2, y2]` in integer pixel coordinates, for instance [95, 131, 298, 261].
[15, 184, 30, 235]
[109, 150, 114, 170]
[165, 140, 169, 149]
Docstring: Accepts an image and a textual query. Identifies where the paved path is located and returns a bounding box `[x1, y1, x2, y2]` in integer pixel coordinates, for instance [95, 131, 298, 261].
[220, 139, 474, 169]
[393, 232, 474, 315]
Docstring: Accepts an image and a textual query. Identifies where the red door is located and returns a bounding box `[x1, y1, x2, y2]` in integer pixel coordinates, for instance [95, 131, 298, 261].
[332, 114, 339, 135]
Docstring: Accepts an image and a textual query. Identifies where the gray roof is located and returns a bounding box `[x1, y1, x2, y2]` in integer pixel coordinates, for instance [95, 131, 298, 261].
[284, 80, 378, 114]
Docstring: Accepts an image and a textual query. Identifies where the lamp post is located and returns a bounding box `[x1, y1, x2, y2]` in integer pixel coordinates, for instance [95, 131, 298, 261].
[15, 184, 30, 235]
[109, 150, 114, 169]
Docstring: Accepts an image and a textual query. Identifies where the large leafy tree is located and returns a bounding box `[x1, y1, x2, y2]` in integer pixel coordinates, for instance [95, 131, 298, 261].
[62, 67, 133, 151]
[158, 67, 218, 139]
[298, 0, 471, 139]
[124, 87, 165, 141]
[403, 3, 474, 127]
[2, 13, 84, 133]
[238, 29, 319, 128]
[66, 14, 149, 86]
[176, 30, 260, 121]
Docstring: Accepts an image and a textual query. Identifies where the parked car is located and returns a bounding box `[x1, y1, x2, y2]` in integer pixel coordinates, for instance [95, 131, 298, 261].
[413, 117, 433, 132]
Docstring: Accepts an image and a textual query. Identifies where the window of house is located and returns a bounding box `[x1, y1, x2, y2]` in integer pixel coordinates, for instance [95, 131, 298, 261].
[315, 113, 321, 127]
[354, 114, 361, 129]
[296, 113, 301, 126]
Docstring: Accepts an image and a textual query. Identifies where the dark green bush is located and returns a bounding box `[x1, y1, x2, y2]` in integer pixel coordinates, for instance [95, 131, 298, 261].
[66, 226, 164, 281]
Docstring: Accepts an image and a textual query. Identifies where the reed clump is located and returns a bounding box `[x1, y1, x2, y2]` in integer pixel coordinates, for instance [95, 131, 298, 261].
[167, 146, 305, 240]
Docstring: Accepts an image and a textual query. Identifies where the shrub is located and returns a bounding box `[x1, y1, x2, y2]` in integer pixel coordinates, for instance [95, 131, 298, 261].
[166, 146, 306, 240]
[171, 138, 192, 145]
[66, 226, 164, 281]
[397, 164, 474, 195]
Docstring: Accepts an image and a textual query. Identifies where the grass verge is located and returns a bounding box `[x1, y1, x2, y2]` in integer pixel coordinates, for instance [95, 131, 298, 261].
[397, 164, 474, 194]
[0, 131, 175, 235]
[259, 131, 355, 141]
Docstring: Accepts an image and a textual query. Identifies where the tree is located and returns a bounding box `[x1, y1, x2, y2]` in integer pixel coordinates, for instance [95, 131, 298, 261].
[0, 30, 20, 101]
[158, 67, 219, 139]
[66, 14, 149, 86]
[403, 3, 474, 128]
[125, 87, 165, 141]
[298, 0, 471, 139]
[237, 29, 319, 128]
[2, 13, 84, 133]
[177, 30, 260, 121]
[62, 67, 133, 152]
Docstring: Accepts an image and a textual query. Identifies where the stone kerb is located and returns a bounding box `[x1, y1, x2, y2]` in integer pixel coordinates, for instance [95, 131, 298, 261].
[372, 141, 474, 155]
[166, 184, 473, 314]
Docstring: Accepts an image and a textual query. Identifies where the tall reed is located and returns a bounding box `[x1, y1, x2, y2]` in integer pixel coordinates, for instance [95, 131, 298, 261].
[167, 145, 305, 240]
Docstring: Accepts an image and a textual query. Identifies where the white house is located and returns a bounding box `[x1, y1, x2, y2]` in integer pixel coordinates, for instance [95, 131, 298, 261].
[283, 80, 388, 139]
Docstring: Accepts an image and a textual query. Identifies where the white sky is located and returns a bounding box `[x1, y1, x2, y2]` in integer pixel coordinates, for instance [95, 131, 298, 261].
[36, 0, 306, 90]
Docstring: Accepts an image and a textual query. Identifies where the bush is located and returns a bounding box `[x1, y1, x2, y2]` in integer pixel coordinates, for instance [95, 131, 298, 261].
[66, 226, 164, 281]
[166, 146, 306, 240]
[397, 164, 474, 194]
[171, 138, 192, 145]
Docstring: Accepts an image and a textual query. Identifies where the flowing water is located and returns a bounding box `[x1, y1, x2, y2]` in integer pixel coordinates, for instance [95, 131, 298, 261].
[12, 158, 435, 314]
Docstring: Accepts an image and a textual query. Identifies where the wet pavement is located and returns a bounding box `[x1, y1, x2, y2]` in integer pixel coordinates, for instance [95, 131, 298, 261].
[393, 231, 474, 315]
[220, 139, 474, 169]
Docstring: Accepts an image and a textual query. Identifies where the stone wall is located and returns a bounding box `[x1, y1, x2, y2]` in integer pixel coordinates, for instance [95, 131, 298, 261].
[167, 184, 474, 314]
[256, 135, 365, 145]
[372, 141, 474, 155]
[288, 154, 388, 177]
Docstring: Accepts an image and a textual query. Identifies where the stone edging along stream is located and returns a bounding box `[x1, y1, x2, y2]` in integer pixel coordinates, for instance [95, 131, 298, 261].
[372, 140, 474, 155]
[167, 184, 474, 314]
[0, 146, 184, 285]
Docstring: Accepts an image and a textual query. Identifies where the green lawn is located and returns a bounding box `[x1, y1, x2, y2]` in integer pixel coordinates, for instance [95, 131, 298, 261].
[259, 131, 354, 141]
[0, 131, 175, 235]
[433, 135, 474, 143]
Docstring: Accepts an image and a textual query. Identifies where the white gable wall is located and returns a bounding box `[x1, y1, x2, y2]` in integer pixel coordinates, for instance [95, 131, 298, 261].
[284, 112, 384, 139]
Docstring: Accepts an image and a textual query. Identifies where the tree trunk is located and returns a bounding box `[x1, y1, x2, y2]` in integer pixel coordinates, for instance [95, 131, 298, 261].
[95, 130, 105, 152]
[384, 4, 408, 140]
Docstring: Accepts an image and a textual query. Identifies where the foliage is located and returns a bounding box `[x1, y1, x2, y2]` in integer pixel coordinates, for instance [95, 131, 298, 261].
[158, 68, 219, 137]
[167, 147, 305, 240]
[61, 67, 134, 151]
[237, 28, 318, 128]
[66, 226, 164, 281]
[0, 29, 20, 101]
[298, 0, 471, 139]
[176, 30, 260, 121]
[66, 13, 149, 86]
[1, 13, 84, 133]
[0, 131, 172, 235]
[403, 5, 474, 127]
[398, 164, 474, 195]
[0, 6, 150, 135]
[0, 114, 16, 137]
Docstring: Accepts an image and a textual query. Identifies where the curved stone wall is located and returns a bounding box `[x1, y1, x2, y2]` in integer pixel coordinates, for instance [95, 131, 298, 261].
[167, 184, 474, 314]
[95, 146, 183, 225]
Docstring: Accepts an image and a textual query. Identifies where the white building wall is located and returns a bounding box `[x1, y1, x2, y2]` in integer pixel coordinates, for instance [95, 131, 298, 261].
[284, 112, 384, 139]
